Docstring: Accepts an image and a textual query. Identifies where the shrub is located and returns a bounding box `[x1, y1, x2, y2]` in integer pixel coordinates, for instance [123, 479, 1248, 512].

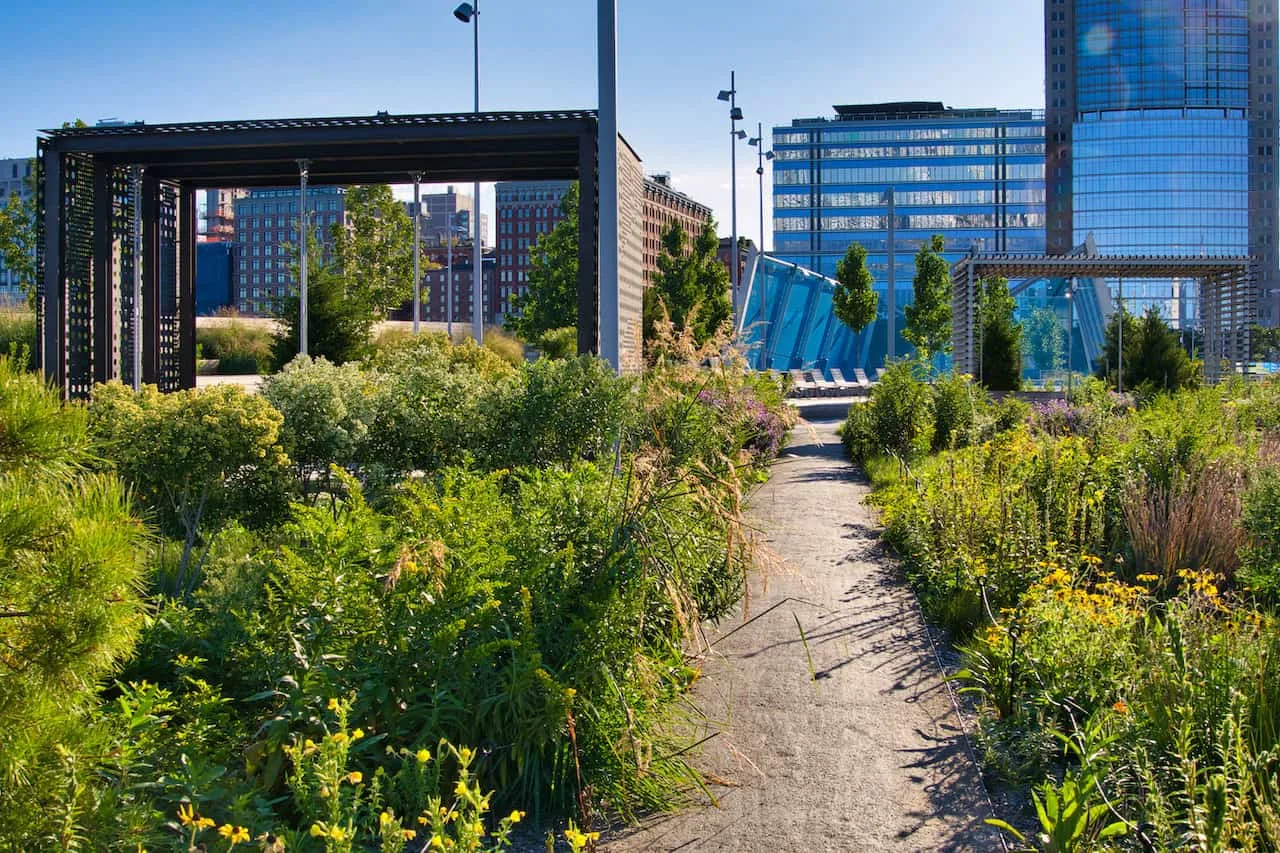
[482, 325, 527, 366]
[0, 308, 35, 370]
[197, 314, 276, 374]
[929, 371, 986, 452]
[840, 359, 930, 464]
[1241, 468, 1280, 602]
[262, 355, 377, 503]
[537, 326, 578, 360]
[0, 356, 149, 845]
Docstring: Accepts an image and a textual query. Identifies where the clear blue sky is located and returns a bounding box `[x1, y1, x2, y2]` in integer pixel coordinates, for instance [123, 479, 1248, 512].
[3, 0, 1045, 248]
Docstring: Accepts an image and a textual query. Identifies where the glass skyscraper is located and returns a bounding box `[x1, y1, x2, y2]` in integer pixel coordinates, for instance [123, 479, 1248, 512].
[1046, 0, 1279, 325]
[771, 103, 1046, 368]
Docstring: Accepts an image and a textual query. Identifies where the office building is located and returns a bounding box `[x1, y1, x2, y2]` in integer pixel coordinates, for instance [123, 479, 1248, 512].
[0, 157, 34, 305]
[196, 242, 234, 315]
[771, 102, 1046, 364]
[204, 188, 247, 243]
[643, 173, 713, 283]
[406, 187, 488, 250]
[1046, 0, 1279, 324]
[493, 180, 573, 323]
[233, 186, 346, 316]
[403, 247, 494, 326]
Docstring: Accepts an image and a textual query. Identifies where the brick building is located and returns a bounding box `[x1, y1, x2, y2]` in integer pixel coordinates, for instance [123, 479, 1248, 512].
[493, 180, 573, 324]
[233, 186, 346, 316]
[642, 173, 713, 284]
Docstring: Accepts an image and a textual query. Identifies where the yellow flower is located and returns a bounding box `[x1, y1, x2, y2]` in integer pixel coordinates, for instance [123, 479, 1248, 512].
[351, 728, 364, 740]
[417, 815, 429, 825]
[319, 785, 331, 799]
[196, 817, 215, 831]
[346, 771, 363, 784]
[507, 810, 524, 824]
[327, 698, 340, 711]
[329, 826, 348, 842]
[454, 779, 469, 797]
[303, 738, 318, 754]
[459, 746, 473, 763]
[217, 825, 251, 844]
[430, 836, 445, 850]
[416, 748, 432, 764]
[403, 830, 417, 841]
[177, 803, 196, 826]
[1136, 573, 1159, 584]
[309, 824, 326, 838]
[380, 810, 394, 826]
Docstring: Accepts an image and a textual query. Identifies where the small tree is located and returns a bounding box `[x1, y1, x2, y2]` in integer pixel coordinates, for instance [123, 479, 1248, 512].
[976, 276, 1021, 391]
[274, 233, 374, 366]
[1095, 307, 1141, 390]
[88, 382, 291, 596]
[510, 184, 579, 344]
[331, 183, 431, 315]
[1023, 306, 1066, 376]
[644, 220, 731, 347]
[1129, 307, 1194, 391]
[0, 175, 35, 307]
[902, 234, 951, 360]
[832, 242, 878, 334]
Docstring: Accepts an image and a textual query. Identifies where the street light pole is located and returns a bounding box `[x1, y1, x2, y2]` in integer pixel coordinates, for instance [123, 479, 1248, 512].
[297, 159, 309, 357]
[748, 123, 774, 367]
[1066, 278, 1074, 397]
[718, 74, 745, 329]
[412, 173, 422, 333]
[454, 1, 483, 344]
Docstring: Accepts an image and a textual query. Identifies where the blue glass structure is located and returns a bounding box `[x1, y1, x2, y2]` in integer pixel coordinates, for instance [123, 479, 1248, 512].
[772, 103, 1045, 370]
[1046, 0, 1278, 325]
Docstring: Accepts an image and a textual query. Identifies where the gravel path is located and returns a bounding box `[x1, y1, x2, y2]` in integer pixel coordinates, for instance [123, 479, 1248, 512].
[603, 414, 1002, 852]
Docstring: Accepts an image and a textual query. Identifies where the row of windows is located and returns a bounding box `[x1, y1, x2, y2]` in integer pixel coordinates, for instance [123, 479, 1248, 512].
[237, 213, 341, 230]
[1074, 226, 1249, 253]
[1074, 173, 1248, 192]
[236, 198, 342, 215]
[772, 232, 1047, 257]
[496, 188, 565, 203]
[1074, 155, 1248, 178]
[498, 220, 551, 235]
[775, 212, 1047, 232]
[1070, 136, 1247, 157]
[777, 123, 1042, 146]
[774, 142, 1046, 161]
[774, 188, 1047, 209]
[1075, 208, 1249, 227]
[774, 163, 1045, 185]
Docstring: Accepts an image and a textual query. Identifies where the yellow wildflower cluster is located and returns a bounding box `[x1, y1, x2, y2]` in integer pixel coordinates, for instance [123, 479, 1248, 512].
[565, 826, 601, 851]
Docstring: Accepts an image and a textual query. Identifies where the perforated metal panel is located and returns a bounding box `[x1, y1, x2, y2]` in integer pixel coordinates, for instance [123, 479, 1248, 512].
[63, 153, 95, 398]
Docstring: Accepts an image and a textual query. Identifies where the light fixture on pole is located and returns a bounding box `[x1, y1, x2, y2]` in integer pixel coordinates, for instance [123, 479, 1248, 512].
[1065, 278, 1074, 398]
[411, 173, 423, 333]
[453, 1, 484, 344]
[748, 125, 773, 367]
[297, 159, 310, 357]
[718, 74, 744, 329]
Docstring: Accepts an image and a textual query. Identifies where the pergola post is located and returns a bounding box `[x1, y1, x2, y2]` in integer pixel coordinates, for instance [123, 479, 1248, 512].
[178, 183, 197, 389]
[577, 129, 599, 356]
[41, 150, 63, 390]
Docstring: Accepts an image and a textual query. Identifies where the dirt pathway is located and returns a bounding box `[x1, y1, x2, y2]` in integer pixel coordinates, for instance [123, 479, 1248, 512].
[604, 413, 1001, 852]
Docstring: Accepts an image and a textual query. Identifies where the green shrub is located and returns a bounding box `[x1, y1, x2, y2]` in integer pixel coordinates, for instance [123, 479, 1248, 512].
[929, 371, 986, 452]
[537, 326, 578, 360]
[840, 359, 930, 464]
[197, 315, 276, 374]
[482, 325, 527, 366]
[0, 309, 35, 370]
[1241, 468, 1280, 602]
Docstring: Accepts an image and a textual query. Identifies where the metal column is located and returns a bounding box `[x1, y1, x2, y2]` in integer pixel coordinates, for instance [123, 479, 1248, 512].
[577, 129, 600, 356]
[596, 0, 619, 367]
[178, 184, 197, 389]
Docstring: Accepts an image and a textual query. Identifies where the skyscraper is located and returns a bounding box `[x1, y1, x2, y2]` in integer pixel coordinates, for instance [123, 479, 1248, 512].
[1046, 0, 1279, 324]
[772, 103, 1046, 363]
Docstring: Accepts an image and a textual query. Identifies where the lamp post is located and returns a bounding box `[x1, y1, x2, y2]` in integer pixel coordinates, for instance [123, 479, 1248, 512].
[1065, 278, 1074, 398]
[454, 2, 484, 344]
[747, 124, 773, 366]
[718, 74, 745, 329]
[411, 173, 422, 333]
[297, 159, 310, 357]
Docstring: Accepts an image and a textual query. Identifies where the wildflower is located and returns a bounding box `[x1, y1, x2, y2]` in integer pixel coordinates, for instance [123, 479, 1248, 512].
[416, 748, 432, 764]
[303, 738, 317, 754]
[219, 825, 251, 844]
[507, 810, 523, 824]
[177, 804, 196, 826]
[430, 836, 445, 850]
[196, 816, 215, 831]
[329, 731, 349, 745]
[351, 728, 364, 740]
[454, 779, 469, 797]
[1113, 700, 1129, 715]
[319, 785, 331, 799]
[1136, 573, 1159, 584]
[346, 771, 363, 784]
[403, 830, 417, 841]
[459, 746, 473, 763]
[380, 810, 394, 826]
[309, 824, 326, 838]
[329, 826, 348, 842]
[327, 698, 340, 711]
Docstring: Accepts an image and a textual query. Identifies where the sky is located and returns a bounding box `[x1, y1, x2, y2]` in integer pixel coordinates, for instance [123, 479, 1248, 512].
[2, 0, 1046, 249]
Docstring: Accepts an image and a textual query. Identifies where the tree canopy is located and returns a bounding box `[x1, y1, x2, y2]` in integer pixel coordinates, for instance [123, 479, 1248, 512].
[1095, 306, 1194, 392]
[509, 183, 579, 344]
[1023, 306, 1066, 376]
[832, 243, 878, 335]
[331, 184, 430, 316]
[0, 165, 35, 306]
[643, 220, 731, 347]
[902, 234, 952, 359]
[976, 276, 1021, 391]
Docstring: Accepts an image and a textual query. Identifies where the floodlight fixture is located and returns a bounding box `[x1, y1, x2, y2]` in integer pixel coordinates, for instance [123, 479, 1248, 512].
[453, 3, 474, 22]
[717, 90, 733, 102]
[730, 107, 744, 121]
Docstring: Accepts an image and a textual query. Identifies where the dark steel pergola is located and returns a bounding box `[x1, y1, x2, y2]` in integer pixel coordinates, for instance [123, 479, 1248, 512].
[36, 110, 603, 397]
[951, 253, 1255, 383]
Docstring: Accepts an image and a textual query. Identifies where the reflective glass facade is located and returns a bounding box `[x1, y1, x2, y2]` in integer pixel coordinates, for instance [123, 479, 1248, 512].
[1047, 0, 1278, 325]
[772, 105, 1046, 368]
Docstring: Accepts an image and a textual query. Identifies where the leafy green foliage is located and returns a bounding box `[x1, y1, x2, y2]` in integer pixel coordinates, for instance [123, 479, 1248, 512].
[832, 242, 878, 334]
[88, 382, 291, 596]
[330, 184, 426, 316]
[196, 313, 277, 374]
[0, 356, 149, 845]
[902, 234, 951, 359]
[1097, 307, 1195, 393]
[1024, 306, 1066, 376]
[862, 375, 1280, 849]
[274, 235, 376, 367]
[510, 184, 579, 345]
[643, 220, 731, 347]
[976, 276, 1022, 391]
[0, 170, 35, 306]
[262, 356, 377, 503]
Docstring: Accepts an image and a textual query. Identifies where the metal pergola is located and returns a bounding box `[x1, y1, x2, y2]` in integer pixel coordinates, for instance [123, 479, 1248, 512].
[951, 253, 1255, 383]
[36, 110, 604, 397]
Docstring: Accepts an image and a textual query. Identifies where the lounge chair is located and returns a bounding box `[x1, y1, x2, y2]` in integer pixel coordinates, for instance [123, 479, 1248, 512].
[809, 368, 838, 397]
[829, 368, 859, 393]
[853, 368, 872, 388]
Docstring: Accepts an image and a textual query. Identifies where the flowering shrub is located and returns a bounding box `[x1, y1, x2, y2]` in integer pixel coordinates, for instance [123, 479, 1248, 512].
[695, 387, 789, 462]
